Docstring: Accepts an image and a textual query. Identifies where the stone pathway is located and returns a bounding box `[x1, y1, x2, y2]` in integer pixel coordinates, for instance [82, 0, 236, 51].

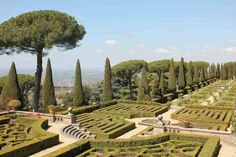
[29, 123, 78, 157]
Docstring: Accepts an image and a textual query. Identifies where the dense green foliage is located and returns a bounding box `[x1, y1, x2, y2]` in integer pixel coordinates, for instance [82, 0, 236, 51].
[0, 63, 21, 109]
[42, 59, 56, 108]
[0, 10, 86, 111]
[193, 66, 199, 84]
[160, 71, 165, 96]
[151, 75, 159, 98]
[112, 60, 145, 99]
[73, 60, 84, 106]
[137, 63, 149, 101]
[102, 58, 113, 102]
[200, 67, 205, 82]
[0, 74, 34, 106]
[167, 59, 176, 93]
[187, 61, 193, 86]
[178, 57, 186, 89]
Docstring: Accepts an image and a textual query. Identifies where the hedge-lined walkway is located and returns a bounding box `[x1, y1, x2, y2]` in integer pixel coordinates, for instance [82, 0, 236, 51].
[29, 123, 78, 157]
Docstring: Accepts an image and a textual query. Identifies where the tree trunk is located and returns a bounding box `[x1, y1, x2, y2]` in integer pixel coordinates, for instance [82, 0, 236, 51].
[33, 51, 43, 111]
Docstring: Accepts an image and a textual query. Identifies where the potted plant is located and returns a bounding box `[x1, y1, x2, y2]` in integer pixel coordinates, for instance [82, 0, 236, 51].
[7, 100, 21, 111]
[48, 105, 57, 114]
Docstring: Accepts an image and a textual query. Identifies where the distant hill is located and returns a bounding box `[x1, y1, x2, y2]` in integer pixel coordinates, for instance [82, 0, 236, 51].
[0, 68, 103, 87]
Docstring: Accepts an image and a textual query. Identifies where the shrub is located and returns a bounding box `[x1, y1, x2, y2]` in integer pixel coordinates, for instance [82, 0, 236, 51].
[7, 100, 21, 110]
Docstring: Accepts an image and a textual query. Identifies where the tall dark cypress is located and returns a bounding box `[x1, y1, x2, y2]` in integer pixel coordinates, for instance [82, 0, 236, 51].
[1, 62, 22, 108]
[186, 61, 193, 86]
[200, 67, 205, 82]
[204, 66, 208, 81]
[160, 71, 164, 96]
[168, 59, 176, 93]
[193, 66, 199, 84]
[222, 64, 227, 80]
[102, 58, 113, 102]
[137, 63, 149, 101]
[73, 59, 84, 106]
[216, 63, 221, 79]
[178, 57, 186, 89]
[42, 59, 56, 108]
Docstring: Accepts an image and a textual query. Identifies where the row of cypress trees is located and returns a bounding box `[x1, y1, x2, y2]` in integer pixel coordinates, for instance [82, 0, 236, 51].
[1, 58, 235, 109]
[136, 58, 236, 101]
[0, 57, 114, 109]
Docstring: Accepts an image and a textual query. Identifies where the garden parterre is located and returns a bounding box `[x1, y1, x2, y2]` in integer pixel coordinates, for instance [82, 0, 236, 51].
[44, 133, 220, 157]
[171, 105, 233, 130]
[93, 102, 169, 118]
[76, 113, 135, 139]
[0, 114, 59, 157]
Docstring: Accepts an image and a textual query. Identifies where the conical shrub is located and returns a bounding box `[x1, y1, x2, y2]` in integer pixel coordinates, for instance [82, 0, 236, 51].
[193, 66, 199, 84]
[42, 59, 57, 108]
[102, 58, 113, 102]
[178, 57, 186, 89]
[160, 71, 164, 97]
[1, 62, 22, 109]
[137, 63, 149, 101]
[186, 61, 193, 86]
[200, 67, 205, 82]
[73, 59, 84, 106]
[168, 59, 176, 93]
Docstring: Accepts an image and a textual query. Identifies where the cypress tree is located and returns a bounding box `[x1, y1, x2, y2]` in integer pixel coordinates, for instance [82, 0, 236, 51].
[222, 64, 227, 80]
[193, 66, 199, 84]
[1, 62, 22, 108]
[160, 71, 164, 97]
[73, 59, 84, 106]
[216, 63, 220, 79]
[200, 67, 205, 82]
[220, 64, 223, 80]
[137, 63, 149, 101]
[204, 66, 208, 80]
[42, 59, 56, 108]
[102, 58, 113, 102]
[178, 57, 186, 89]
[151, 76, 158, 98]
[168, 59, 176, 93]
[186, 61, 193, 86]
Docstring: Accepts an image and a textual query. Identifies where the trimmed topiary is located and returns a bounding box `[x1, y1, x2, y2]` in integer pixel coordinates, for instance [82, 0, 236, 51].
[7, 100, 21, 110]
[102, 58, 113, 102]
[178, 57, 186, 90]
[0, 62, 22, 109]
[42, 59, 57, 108]
[73, 59, 84, 106]
[186, 61, 193, 87]
[168, 59, 176, 93]
[137, 63, 149, 101]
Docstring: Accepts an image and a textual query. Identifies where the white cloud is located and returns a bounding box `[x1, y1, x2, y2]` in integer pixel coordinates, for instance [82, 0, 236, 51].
[105, 39, 117, 45]
[153, 48, 170, 53]
[225, 47, 236, 53]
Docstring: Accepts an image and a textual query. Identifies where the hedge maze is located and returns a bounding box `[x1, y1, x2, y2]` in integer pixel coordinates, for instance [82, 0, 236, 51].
[171, 106, 233, 130]
[0, 117, 33, 150]
[94, 102, 168, 118]
[0, 114, 59, 157]
[76, 113, 135, 139]
[45, 133, 220, 157]
[79, 140, 202, 157]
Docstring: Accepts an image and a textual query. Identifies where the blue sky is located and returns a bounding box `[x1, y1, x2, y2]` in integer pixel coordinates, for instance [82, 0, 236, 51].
[0, 0, 236, 71]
